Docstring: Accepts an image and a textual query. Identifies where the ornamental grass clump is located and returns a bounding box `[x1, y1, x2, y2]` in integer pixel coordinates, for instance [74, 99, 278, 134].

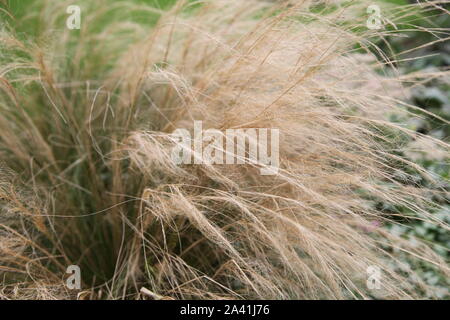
[0, 0, 448, 299]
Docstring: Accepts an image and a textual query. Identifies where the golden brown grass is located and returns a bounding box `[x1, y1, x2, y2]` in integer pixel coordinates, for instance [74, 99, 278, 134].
[0, 0, 449, 299]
